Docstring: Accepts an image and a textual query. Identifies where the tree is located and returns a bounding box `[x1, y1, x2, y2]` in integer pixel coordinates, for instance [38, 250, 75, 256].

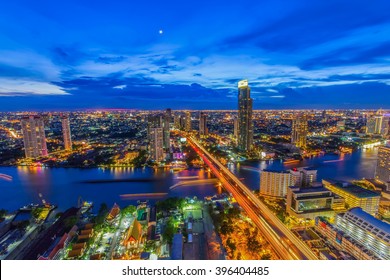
[0, 209, 7, 218]
[64, 216, 78, 229]
[247, 238, 262, 253]
[162, 217, 176, 244]
[122, 205, 136, 216]
[260, 253, 272, 260]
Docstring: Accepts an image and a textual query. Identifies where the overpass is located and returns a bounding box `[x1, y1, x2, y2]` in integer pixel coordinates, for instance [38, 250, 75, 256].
[187, 136, 318, 260]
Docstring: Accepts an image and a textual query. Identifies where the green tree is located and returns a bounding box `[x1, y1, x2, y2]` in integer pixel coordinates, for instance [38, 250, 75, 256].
[122, 205, 136, 216]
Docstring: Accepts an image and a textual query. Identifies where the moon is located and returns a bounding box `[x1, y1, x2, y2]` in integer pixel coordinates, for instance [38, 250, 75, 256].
[159, 30, 163, 34]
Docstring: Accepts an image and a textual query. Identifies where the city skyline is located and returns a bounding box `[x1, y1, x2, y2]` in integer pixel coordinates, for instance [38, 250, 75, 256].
[1, 1, 390, 110]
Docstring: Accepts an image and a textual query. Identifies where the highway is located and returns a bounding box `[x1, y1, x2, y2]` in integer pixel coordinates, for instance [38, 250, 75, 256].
[187, 136, 318, 260]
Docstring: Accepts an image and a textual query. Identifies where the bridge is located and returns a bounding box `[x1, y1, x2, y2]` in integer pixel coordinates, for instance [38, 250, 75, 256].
[187, 135, 318, 260]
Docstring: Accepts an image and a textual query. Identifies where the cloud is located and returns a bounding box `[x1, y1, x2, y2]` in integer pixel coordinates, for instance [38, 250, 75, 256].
[0, 78, 68, 96]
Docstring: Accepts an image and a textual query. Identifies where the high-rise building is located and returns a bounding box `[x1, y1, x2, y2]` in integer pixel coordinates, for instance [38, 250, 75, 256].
[291, 114, 308, 148]
[233, 117, 239, 140]
[21, 116, 48, 158]
[61, 115, 72, 151]
[260, 170, 299, 197]
[301, 167, 317, 187]
[199, 112, 208, 136]
[260, 167, 318, 197]
[375, 144, 390, 190]
[185, 111, 192, 132]
[366, 114, 389, 136]
[165, 108, 172, 123]
[237, 80, 253, 153]
[322, 179, 380, 215]
[174, 114, 181, 130]
[163, 109, 171, 150]
[148, 116, 164, 162]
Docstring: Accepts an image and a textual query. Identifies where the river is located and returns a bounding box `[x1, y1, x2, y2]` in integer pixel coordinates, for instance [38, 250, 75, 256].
[0, 147, 378, 212]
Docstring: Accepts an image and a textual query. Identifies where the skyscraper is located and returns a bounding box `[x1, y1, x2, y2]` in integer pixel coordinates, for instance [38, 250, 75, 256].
[199, 112, 208, 136]
[233, 117, 239, 140]
[291, 114, 308, 149]
[237, 80, 253, 153]
[61, 115, 72, 151]
[163, 109, 171, 150]
[375, 144, 390, 190]
[366, 114, 389, 136]
[21, 116, 48, 158]
[148, 116, 164, 162]
[185, 111, 192, 132]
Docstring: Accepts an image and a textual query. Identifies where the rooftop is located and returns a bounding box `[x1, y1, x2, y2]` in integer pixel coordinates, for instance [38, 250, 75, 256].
[346, 207, 390, 234]
[323, 179, 380, 198]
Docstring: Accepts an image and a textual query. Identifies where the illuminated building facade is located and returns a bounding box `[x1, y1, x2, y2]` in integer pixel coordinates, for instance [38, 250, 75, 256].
[375, 144, 390, 190]
[291, 114, 308, 148]
[199, 112, 208, 136]
[366, 114, 389, 136]
[21, 115, 48, 158]
[233, 117, 239, 141]
[260, 170, 298, 197]
[260, 167, 318, 198]
[287, 186, 339, 219]
[185, 111, 192, 132]
[237, 80, 253, 153]
[163, 109, 171, 150]
[322, 179, 380, 215]
[335, 208, 390, 260]
[148, 116, 164, 161]
[61, 115, 72, 150]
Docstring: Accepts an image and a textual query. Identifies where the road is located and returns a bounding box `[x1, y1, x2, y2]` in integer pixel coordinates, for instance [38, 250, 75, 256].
[187, 136, 318, 260]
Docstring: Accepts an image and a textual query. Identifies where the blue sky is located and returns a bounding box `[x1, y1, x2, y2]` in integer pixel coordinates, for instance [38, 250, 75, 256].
[1, 0, 390, 110]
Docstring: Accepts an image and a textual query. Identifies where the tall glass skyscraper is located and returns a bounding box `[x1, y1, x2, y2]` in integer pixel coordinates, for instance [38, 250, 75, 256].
[237, 80, 253, 153]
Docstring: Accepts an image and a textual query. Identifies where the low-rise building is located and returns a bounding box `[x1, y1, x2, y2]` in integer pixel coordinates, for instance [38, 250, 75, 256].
[286, 185, 343, 220]
[323, 179, 380, 215]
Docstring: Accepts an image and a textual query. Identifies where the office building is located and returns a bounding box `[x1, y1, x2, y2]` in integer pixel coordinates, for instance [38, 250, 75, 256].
[199, 112, 208, 136]
[366, 115, 389, 136]
[322, 179, 380, 215]
[233, 117, 239, 140]
[21, 115, 48, 158]
[163, 109, 171, 150]
[61, 115, 72, 151]
[148, 116, 164, 161]
[316, 208, 390, 260]
[237, 80, 253, 153]
[375, 144, 390, 190]
[291, 114, 308, 149]
[286, 186, 342, 219]
[174, 114, 181, 130]
[185, 111, 192, 132]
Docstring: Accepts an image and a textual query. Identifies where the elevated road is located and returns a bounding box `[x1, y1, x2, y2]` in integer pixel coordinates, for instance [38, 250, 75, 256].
[187, 136, 318, 260]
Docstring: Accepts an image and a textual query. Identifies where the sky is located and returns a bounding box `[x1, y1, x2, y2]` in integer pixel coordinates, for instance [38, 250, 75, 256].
[0, 0, 390, 111]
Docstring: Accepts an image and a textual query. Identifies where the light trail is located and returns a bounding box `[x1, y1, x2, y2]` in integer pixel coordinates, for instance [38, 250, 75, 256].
[187, 136, 318, 260]
[169, 178, 218, 190]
